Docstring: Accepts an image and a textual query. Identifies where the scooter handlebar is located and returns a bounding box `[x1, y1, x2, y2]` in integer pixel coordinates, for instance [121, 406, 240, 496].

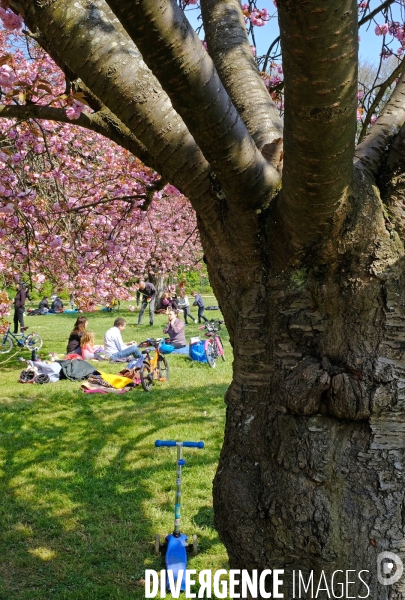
[155, 440, 204, 448]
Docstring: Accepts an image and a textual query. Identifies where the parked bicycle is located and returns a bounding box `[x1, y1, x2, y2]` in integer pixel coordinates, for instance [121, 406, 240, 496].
[138, 338, 170, 391]
[0, 323, 43, 354]
[198, 320, 225, 368]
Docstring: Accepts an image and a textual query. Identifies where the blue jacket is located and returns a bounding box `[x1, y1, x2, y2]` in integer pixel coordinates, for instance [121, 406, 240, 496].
[192, 294, 204, 308]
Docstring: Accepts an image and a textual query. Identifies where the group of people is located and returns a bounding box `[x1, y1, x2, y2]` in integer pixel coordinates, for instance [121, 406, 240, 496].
[13, 280, 209, 359]
[135, 279, 209, 326]
[160, 289, 208, 325]
[37, 295, 64, 313]
[65, 305, 194, 362]
[66, 316, 143, 362]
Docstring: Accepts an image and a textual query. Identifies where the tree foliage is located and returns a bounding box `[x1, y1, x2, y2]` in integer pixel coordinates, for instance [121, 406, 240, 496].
[0, 27, 201, 302]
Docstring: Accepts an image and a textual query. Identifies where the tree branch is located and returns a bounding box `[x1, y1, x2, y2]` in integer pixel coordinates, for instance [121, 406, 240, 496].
[0, 103, 153, 165]
[358, 0, 395, 27]
[104, 0, 281, 206]
[355, 66, 405, 178]
[200, 0, 283, 151]
[276, 0, 358, 249]
[358, 58, 405, 143]
[18, 0, 213, 214]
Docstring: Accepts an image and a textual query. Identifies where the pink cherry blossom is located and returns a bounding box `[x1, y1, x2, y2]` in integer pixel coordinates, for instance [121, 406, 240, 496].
[375, 23, 389, 36]
[0, 8, 23, 31]
[0, 64, 15, 88]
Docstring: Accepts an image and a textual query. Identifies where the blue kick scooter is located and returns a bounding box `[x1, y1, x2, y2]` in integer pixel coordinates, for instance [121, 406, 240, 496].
[154, 440, 205, 592]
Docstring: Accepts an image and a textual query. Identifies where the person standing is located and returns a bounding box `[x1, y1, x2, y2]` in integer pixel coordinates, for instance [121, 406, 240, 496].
[177, 290, 196, 325]
[136, 280, 156, 325]
[191, 290, 208, 323]
[104, 317, 142, 361]
[13, 282, 31, 333]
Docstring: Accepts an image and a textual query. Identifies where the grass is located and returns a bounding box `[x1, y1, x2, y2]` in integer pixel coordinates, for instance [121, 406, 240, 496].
[0, 297, 231, 599]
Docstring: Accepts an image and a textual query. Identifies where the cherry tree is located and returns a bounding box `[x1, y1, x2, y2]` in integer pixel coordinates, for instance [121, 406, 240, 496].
[0, 27, 201, 303]
[3, 0, 405, 596]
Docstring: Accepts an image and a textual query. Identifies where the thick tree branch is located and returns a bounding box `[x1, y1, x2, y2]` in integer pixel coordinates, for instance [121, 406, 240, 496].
[378, 123, 405, 236]
[261, 0, 396, 75]
[18, 0, 213, 214]
[200, 0, 283, 151]
[276, 0, 358, 249]
[104, 0, 280, 206]
[0, 104, 153, 165]
[355, 66, 405, 178]
[358, 58, 405, 143]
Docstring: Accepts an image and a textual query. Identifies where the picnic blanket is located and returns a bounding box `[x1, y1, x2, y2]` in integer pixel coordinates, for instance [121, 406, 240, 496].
[81, 382, 131, 395]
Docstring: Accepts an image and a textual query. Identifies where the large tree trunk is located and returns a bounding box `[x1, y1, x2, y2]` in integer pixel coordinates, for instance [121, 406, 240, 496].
[210, 169, 405, 598]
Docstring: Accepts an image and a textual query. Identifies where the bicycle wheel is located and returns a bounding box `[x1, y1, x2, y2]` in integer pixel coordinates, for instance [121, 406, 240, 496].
[140, 363, 154, 392]
[157, 355, 170, 381]
[0, 336, 13, 354]
[205, 340, 216, 368]
[25, 333, 43, 351]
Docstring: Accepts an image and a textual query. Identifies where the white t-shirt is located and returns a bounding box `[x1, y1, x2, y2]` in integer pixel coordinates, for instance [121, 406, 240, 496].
[177, 295, 189, 308]
[104, 326, 125, 356]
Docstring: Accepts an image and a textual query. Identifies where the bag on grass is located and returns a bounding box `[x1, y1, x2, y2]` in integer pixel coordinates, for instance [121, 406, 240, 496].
[189, 340, 207, 363]
[119, 367, 141, 384]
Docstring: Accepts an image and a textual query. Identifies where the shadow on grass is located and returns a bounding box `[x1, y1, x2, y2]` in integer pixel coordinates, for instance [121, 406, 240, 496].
[0, 383, 229, 600]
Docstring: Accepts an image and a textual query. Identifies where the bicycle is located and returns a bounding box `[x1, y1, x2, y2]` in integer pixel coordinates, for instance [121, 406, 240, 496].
[198, 320, 225, 368]
[138, 338, 170, 391]
[0, 323, 43, 354]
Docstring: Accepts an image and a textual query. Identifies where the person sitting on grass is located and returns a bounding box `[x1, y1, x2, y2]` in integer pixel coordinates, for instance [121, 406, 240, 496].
[66, 316, 88, 355]
[50, 295, 64, 313]
[80, 330, 105, 361]
[104, 317, 142, 361]
[38, 296, 49, 312]
[163, 308, 187, 349]
[160, 292, 178, 311]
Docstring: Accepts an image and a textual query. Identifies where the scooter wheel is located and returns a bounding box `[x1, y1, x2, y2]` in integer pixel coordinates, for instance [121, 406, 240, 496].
[154, 533, 161, 555]
[192, 534, 198, 556]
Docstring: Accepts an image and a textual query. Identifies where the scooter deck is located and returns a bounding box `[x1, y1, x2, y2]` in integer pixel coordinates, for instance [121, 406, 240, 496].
[165, 533, 188, 591]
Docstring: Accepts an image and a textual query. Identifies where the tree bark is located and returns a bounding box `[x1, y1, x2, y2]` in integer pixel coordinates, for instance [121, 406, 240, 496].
[277, 0, 358, 250]
[211, 166, 405, 598]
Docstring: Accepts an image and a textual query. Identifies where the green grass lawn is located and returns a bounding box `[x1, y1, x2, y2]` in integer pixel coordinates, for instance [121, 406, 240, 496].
[0, 298, 231, 599]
